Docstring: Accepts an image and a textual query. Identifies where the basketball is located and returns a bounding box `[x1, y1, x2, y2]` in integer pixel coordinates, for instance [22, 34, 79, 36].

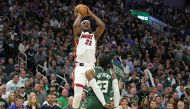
[74, 4, 89, 16]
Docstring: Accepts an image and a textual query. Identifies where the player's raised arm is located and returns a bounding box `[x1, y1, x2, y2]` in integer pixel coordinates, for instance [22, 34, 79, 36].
[88, 8, 105, 40]
[111, 69, 121, 108]
[73, 13, 82, 38]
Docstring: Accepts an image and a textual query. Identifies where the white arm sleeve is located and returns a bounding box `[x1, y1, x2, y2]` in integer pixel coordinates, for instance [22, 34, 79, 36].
[112, 79, 120, 108]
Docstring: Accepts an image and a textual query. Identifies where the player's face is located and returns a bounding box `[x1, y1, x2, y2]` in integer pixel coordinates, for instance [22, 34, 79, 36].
[81, 21, 91, 31]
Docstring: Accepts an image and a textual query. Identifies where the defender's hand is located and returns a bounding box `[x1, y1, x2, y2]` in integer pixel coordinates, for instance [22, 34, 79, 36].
[111, 69, 117, 80]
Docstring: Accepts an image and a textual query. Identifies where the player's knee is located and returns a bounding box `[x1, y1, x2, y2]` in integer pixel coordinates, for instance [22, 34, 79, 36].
[73, 88, 83, 102]
[85, 69, 95, 81]
[74, 91, 82, 98]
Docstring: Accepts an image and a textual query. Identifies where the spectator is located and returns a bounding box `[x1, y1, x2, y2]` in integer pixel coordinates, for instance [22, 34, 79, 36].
[18, 86, 28, 101]
[117, 97, 131, 109]
[182, 47, 190, 66]
[119, 81, 128, 97]
[0, 89, 8, 108]
[19, 62, 26, 73]
[155, 95, 165, 109]
[34, 72, 43, 84]
[7, 92, 16, 106]
[25, 44, 36, 73]
[41, 76, 49, 92]
[47, 59, 61, 75]
[139, 97, 149, 109]
[166, 74, 176, 87]
[39, 80, 46, 93]
[149, 100, 158, 109]
[0, 66, 8, 84]
[18, 40, 28, 53]
[19, 70, 28, 85]
[64, 83, 74, 97]
[63, 96, 73, 109]
[184, 96, 190, 109]
[25, 93, 40, 109]
[41, 94, 61, 109]
[176, 83, 187, 100]
[137, 84, 149, 104]
[0, 57, 6, 69]
[0, 84, 10, 100]
[24, 80, 33, 95]
[51, 94, 60, 107]
[57, 66, 69, 86]
[128, 87, 139, 108]
[33, 83, 46, 105]
[177, 101, 185, 109]
[166, 102, 174, 109]
[48, 84, 58, 96]
[13, 64, 21, 75]
[23, 92, 36, 106]
[50, 17, 60, 28]
[8, 96, 24, 109]
[6, 73, 22, 92]
[57, 88, 68, 108]
[4, 57, 15, 77]
[157, 83, 164, 96]
[42, 93, 59, 107]
[34, 47, 47, 66]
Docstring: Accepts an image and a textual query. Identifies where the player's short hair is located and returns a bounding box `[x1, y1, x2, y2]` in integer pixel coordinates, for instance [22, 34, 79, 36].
[81, 20, 90, 25]
[82, 16, 96, 31]
[97, 53, 112, 70]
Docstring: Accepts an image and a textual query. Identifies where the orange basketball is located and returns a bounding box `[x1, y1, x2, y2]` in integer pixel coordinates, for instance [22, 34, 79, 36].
[74, 4, 89, 16]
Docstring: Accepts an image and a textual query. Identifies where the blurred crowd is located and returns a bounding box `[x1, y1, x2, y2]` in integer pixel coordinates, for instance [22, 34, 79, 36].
[147, 1, 190, 43]
[0, 0, 189, 109]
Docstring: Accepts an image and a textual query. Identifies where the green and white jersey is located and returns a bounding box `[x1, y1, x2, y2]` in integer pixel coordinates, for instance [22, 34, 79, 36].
[88, 66, 113, 100]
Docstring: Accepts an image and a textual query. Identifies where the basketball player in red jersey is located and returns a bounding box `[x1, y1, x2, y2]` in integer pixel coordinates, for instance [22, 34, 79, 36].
[72, 7, 111, 109]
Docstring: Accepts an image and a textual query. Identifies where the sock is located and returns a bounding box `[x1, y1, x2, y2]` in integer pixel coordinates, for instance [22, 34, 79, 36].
[72, 86, 83, 108]
[89, 78, 106, 106]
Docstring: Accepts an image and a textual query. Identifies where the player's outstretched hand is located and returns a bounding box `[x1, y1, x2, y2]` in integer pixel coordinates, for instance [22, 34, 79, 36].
[110, 69, 117, 80]
[103, 103, 114, 109]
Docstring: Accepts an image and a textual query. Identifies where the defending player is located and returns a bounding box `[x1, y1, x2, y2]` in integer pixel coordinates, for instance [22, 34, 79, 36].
[81, 53, 120, 109]
[72, 5, 109, 109]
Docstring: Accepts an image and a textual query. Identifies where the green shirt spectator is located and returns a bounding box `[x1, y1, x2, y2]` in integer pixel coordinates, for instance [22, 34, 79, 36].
[57, 88, 68, 109]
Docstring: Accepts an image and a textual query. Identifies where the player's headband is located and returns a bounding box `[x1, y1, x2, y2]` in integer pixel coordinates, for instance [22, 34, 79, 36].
[81, 20, 90, 25]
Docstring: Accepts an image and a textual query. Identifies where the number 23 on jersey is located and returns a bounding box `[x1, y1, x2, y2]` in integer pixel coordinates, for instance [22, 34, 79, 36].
[97, 80, 109, 93]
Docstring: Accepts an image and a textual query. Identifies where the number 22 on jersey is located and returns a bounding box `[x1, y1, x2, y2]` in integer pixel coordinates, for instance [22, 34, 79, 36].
[85, 39, 92, 46]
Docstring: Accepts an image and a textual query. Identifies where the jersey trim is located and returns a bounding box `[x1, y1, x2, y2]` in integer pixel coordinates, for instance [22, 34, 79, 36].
[75, 83, 85, 88]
